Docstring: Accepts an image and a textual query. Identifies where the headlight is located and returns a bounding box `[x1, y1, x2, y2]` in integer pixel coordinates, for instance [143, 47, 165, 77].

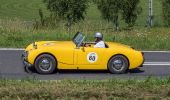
[33, 42, 37, 49]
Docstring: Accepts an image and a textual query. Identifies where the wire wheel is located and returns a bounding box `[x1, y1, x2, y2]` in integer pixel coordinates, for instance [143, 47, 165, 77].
[108, 55, 129, 74]
[35, 54, 56, 74]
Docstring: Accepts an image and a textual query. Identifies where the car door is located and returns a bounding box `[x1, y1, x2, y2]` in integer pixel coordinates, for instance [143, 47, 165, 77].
[75, 47, 105, 69]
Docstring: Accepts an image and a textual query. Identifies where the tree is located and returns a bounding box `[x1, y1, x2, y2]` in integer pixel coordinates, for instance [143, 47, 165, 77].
[43, 0, 89, 29]
[96, 0, 122, 30]
[121, 0, 142, 28]
[162, 0, 170, 26]
[96, 0, 142, 30]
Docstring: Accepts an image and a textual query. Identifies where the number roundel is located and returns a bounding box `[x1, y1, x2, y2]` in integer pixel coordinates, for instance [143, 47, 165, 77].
[87, 52, 98, 63]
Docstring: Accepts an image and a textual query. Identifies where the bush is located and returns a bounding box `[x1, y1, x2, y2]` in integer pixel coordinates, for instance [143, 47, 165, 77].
[96, 0, 122, 30]
[96, 0, 142, 30]
[121, 0, 142, 28]
[43, 0, 89, 27]
[162, 0, 170, 26]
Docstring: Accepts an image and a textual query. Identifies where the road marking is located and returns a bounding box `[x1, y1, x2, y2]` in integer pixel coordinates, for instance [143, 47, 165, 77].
[0, 48, 170, 53]
[0, 47, 170, 52]
[143, 51, 170, 53]
[143, 64, 170, 66]
[145, 62, 170, 63]
[0, 48, 170, 66]
[144, 62, 170, 66]
[0, 48, 25, 50]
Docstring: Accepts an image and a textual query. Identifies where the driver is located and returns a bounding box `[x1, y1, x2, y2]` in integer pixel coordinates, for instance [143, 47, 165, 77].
[94, 32, 105, 48]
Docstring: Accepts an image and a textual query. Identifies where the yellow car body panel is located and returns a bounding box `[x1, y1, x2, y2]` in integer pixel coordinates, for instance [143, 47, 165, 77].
[26, 41, 75, 66]
[25, 41, 144, 70]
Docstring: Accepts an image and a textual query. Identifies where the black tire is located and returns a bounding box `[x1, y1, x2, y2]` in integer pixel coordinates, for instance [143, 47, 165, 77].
[108, 55, 129, 74]
[35, 54, 57, 74]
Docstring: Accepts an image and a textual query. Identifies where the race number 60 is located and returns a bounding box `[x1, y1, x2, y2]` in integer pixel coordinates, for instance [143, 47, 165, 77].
[87, 52, 98, 63]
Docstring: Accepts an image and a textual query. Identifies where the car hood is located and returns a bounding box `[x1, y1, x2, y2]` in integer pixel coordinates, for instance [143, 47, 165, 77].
[25, 41, 75, 51]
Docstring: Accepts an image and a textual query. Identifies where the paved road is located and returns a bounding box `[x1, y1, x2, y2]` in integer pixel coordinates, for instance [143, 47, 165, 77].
[0, 50, 170, 80]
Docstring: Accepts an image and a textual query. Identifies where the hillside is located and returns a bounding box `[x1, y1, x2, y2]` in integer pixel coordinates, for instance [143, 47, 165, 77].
[0, 0, 163, 26]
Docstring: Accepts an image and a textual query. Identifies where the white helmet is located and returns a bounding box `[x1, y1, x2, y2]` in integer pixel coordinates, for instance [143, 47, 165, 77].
[94, 32, 103, 39]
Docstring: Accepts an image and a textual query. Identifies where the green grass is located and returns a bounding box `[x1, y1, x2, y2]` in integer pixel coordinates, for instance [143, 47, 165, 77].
[0, 77, 170, 99]
[0, 1, 169, 99]
[0, 19, 170, 50]
[0, 0, 49, 20]
[0, 0, 169, 50]
[0, 0, 164, 26]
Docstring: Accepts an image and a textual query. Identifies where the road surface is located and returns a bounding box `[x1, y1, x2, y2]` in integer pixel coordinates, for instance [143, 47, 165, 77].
[0, 49, 170, 80]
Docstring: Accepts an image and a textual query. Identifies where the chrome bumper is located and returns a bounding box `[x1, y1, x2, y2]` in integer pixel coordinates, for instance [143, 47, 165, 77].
[21, 53, 32, 68]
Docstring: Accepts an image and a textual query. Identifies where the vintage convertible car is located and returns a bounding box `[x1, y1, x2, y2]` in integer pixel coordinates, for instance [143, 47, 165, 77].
[22, 32, 144, 74]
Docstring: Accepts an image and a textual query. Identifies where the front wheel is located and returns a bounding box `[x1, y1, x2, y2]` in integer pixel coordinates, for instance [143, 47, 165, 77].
[35, 54, 57, 74]
[108, 55, 129, 74]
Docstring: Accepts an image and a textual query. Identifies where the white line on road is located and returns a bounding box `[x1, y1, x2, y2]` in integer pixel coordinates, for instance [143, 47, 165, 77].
[0, 48, 170, 65]
[143, 51, 170, 53]
[144, 62, 170, 66]
[0, 48, 170, 52]
[0, 48, 25, 50]
[145, 62, 170, 64]
[143, 64, 170, 66]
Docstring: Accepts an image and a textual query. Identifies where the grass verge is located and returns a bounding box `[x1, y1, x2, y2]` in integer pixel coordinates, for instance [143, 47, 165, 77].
[0, 19, 170, 50]
[0, 0, 168, 50]
[0, 77, 170, 99]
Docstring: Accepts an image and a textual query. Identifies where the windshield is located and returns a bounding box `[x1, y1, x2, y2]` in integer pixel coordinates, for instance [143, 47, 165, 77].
[72, 32, 85, 47]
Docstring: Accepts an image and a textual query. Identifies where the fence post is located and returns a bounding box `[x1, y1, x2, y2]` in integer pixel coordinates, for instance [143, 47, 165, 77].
[148, 0, 153, 27]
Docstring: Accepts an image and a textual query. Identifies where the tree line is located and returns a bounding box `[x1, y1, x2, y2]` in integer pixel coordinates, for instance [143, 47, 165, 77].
[37, 0, 170, 30]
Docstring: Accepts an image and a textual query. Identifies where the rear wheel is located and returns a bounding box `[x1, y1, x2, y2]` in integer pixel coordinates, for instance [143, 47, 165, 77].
[108, 55, 129, 74]
[35, 54, 56, 74]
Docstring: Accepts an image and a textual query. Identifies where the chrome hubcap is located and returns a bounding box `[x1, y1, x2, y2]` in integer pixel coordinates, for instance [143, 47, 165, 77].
[39, 58, 52, 72]
[112, 59, 124, 70]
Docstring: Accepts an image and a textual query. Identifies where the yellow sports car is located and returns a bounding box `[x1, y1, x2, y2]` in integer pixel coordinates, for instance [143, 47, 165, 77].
[22, 32, 144, 74]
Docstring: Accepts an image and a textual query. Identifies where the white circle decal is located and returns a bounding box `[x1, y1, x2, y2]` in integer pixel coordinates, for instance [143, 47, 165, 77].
[87, 52, 98, 63]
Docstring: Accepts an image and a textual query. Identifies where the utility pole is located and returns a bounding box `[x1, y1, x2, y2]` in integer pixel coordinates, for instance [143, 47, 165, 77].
[148, 0, 153, 27]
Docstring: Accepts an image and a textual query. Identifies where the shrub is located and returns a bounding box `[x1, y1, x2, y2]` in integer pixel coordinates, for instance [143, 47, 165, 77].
[162, 0, 170, 26]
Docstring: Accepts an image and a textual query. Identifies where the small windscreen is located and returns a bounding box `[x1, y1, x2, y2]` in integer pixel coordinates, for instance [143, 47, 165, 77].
[72, 32, 85, 47]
